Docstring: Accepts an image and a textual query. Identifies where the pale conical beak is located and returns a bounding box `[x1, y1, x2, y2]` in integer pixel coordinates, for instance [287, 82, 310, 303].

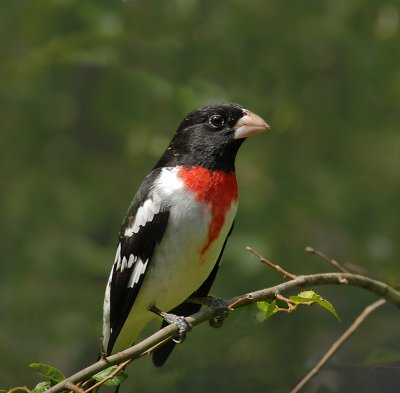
[233, 109, 270, 139]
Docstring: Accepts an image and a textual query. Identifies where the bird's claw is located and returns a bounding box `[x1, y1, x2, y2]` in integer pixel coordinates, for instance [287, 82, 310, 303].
[162, 313, 193, 343]
[150, 306, 192, 344]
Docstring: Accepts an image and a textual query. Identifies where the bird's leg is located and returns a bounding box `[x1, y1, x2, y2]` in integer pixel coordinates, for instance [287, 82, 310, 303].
[188, 295, 229, 328]
[149, 305, 193, 343]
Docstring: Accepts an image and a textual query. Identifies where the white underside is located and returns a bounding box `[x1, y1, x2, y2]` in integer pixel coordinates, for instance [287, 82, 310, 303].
[105, 167, 237, 353]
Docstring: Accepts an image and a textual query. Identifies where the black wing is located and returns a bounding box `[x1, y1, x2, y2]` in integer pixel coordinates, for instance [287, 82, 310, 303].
[105, 169, 169, 354]
[152, 221, 235, 366]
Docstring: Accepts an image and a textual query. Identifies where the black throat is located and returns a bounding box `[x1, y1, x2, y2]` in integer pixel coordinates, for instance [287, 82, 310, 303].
[153, 135, 244, 172]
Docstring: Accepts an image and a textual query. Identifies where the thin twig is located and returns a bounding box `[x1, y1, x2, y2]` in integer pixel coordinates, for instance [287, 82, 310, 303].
[84, 359, 131, 393]
[65, 382, 85, 393]
[140, 336, 174, 357]
[275, 293, 295, 305]
[305, 246, 349, 273]
[274, 293, 297, 312]
[228, 294, 253, 310]
[290, 298, 386, 393]
[9, 387, 30, 393]
[246, 246, 297, 279]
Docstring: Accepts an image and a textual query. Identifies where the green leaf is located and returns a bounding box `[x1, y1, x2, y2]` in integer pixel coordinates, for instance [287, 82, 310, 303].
[32, 381, 52, 393]
[29, 363, 65, 384]
[290, 291, 314, 302]
[257, 301, 269, 312]
[256, 300, 279, 321]
[92, 366, 128, 387]
[289, 290, 340, 321]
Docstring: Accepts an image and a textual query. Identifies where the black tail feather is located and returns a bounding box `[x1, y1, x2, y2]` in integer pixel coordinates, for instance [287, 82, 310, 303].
[152, 302, 201, 367]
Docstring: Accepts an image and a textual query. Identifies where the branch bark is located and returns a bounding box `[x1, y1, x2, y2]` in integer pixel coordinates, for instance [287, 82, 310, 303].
[46, 272, 400, 393]
[290, 298, 387, 393]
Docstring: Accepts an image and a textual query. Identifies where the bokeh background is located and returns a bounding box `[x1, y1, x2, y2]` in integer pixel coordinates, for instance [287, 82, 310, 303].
[1, 1, 399, 392]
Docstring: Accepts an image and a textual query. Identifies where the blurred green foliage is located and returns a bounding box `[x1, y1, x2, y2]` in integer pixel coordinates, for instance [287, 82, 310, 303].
[1, 0, 399, 392]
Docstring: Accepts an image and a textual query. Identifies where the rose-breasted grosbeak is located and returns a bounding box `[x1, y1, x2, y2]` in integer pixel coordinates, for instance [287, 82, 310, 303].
[102, 103, 269, 366]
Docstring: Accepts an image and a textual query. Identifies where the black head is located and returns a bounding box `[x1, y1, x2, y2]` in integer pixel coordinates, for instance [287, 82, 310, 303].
[154, 103, 269, 172]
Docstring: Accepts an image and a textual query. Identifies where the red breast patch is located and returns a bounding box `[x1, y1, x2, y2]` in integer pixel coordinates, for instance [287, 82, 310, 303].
[178, 166, 238, 256]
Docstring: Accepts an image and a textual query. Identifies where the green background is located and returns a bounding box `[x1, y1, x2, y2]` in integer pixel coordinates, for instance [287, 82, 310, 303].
[1, 1, 399, 392]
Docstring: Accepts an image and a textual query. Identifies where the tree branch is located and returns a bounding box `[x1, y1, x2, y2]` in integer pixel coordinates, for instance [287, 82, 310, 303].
[246, 246, 297, 279]
[290, 298, 387, 393]
[46, 273, 400, 393]
[305, 246, 350, 273]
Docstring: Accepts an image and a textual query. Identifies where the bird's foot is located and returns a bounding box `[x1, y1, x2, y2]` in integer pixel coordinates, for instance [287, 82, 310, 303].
[150, 305, 192, 343]
[189, 296, 229, 328]
[163, 313, 193, 343]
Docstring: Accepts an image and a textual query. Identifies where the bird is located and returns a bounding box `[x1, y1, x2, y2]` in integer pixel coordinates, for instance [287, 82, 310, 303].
[102, 102, 269, 367]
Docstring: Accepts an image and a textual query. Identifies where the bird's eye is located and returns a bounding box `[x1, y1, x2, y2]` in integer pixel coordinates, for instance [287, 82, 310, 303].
[209, 115, 225, 128]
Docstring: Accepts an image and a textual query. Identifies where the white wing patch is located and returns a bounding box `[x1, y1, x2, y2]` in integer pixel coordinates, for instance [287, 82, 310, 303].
[114, 242, 122, 270]
[121, 256, 127, 271]
[128, 258, 149, 288]
[114, 195, 163, 282]
[124, 198, 162, 237]
[102, 270, 113, 352]
[114, 245, 134, 273]
[127, 253, 136, 268]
